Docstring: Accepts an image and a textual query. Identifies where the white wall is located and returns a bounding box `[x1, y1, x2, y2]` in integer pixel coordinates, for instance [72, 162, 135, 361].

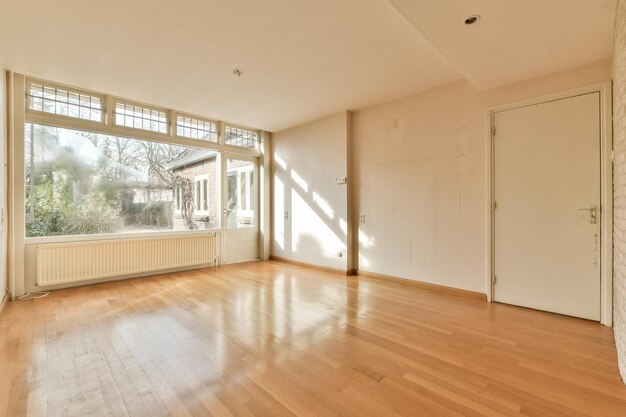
[272, 112, 349, 271]
[270, 61, 611, 289]
[0, 66, 7, 304]
[352, 59, 611, 293]
[612, 0, 626, 383]
[354, 81, 484, 290]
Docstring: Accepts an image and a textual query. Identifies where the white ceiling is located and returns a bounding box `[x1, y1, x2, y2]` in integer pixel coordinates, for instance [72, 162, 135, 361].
[0, 0, 617, 131]
[388, 0, 617, 89]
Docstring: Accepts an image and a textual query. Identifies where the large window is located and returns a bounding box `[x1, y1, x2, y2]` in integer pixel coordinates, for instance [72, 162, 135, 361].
[25, 124, 219, 237]
[21, 77, 263, 240]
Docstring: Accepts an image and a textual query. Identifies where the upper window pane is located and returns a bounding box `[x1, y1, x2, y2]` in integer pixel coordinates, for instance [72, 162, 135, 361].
[27, 82, 102, 122]
[176, 116, 217, 142]
[225, 126, 258, 149]
[114, 102, 168, 134]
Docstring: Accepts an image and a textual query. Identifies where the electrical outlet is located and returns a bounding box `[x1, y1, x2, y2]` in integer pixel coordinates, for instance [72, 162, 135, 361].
[335, 177, 347, 184]
[360, 213, 366, 224]
[284, 210, 289, 220]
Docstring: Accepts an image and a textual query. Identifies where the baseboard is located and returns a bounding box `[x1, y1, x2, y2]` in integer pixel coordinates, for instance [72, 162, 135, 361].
[267, 257, 486, 301]
[357, 270, 487, 302]
[269, 255, 352, 276]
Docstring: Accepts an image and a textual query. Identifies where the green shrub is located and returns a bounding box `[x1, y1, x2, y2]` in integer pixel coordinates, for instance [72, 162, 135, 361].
[61, 196, 124, 235]
[26, 175, 123, 237]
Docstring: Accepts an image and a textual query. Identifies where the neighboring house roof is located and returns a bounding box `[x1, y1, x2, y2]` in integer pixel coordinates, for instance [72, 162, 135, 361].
[164, 148, 217, 170]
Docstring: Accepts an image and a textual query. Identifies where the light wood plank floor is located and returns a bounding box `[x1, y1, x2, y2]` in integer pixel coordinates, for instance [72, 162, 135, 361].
[0, 261, 625, 417]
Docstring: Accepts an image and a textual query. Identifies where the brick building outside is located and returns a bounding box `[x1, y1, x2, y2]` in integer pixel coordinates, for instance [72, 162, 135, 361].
[166, 149, 254, 230]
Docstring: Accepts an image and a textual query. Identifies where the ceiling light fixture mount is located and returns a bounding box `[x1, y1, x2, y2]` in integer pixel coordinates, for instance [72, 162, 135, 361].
[232, 69, 244, 77]
[464, 15, 480, 25]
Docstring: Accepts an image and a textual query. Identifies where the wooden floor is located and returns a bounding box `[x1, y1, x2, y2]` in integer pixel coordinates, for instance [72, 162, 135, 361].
[0, 261, 625, 417]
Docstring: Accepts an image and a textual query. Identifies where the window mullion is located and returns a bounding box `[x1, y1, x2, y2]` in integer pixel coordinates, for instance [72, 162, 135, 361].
[105, 94, 114, 127]
[168, 110, 176, 138]
[218, 121, 225, 146]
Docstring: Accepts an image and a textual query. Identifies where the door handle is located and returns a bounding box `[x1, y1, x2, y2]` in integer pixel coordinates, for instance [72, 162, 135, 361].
[577, 205, 597, 224]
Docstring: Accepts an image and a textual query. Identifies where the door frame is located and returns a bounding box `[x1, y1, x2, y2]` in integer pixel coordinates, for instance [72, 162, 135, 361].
[486, 82, 613, 326]
[220, 152, 260, 263]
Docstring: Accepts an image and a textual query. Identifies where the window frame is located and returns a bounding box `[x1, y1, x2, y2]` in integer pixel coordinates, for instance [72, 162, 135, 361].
[227, 164, 255, 217]
[175, 113, 219, 143]
[223, 124, 261, 150]
[24, 77, 262, 158]
[19, 75, 263, 244]
[113, 99, 170, 135]
[174, 187, 182, 214]
[25, 79, 106, 124]
[193, 173, 210, 215]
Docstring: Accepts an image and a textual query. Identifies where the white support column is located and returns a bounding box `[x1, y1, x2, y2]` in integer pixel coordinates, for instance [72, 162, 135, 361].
[259, 131, 271, 260]
[346, 111, 356, 274]
[9, 73, 25, 297]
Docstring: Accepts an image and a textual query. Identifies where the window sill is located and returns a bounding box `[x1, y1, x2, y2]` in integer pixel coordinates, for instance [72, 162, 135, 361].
[24, 228, 220, 245]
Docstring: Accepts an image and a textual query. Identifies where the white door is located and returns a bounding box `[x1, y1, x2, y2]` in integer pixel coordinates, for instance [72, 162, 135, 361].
[493, 92, 601, 320]
[222, 155, 259, 263]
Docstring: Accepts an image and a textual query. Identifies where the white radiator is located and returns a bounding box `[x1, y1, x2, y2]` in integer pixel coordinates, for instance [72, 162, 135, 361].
[37, 234, 217, 286]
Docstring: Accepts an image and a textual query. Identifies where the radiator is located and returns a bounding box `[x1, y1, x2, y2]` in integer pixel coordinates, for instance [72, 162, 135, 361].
[37, 234, 217, 286]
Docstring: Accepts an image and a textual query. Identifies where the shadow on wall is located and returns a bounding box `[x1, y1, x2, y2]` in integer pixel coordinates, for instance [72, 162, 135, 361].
[273, 151, 368, 268]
